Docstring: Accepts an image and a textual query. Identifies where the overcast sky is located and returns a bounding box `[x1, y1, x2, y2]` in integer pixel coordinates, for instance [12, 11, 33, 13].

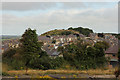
[1, 2, 118, 35]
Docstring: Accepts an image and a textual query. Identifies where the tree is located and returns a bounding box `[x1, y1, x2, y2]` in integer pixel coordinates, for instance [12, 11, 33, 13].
[95, 41, 109, 50]
[68, 27, 93, 36]
[59, 40, 107, 69]
[60, 31, 72, 35]
[98, 33, 104, 37]
[2, 48, 25, 70]
[2, 48, 16, 59]
[20, 28, 45, 73]
[57, 46, 64, 53]
[94, 42, 107, 67]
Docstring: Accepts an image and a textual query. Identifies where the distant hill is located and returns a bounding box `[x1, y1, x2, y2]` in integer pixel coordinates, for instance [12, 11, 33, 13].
[41, 29, 80, 36]
[1, 35, 21, 40]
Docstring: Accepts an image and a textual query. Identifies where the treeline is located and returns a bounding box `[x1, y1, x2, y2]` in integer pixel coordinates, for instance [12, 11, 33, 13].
[112, 33, 120, 40]
[3, 28, 109, 71]
[68, 27, 93, 36]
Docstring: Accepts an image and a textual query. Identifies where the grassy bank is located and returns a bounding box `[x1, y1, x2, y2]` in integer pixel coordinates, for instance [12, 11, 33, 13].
[2, 69, 116, 76]
[2, 63, 117, 77]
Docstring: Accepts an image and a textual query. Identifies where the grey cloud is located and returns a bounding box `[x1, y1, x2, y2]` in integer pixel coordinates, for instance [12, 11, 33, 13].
[3, 6, 118, 35]
[2, 2, 115, 11]
[2, 2, 57, 11]
[60, 2, 86, 9]
[2, 2, 118, 35]
[60, 2, 113, 9]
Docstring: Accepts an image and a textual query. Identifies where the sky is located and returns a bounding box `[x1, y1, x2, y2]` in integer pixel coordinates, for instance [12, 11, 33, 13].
[1, 2, 118, 35]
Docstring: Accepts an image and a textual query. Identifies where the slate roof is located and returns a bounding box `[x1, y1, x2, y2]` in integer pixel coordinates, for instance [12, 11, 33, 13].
[42, 45, 61, 56]
[79, 34, 85, 38]
[105, 45, 118, 54]
[38, 36, 51, 41]
[51, 50, 60, 56]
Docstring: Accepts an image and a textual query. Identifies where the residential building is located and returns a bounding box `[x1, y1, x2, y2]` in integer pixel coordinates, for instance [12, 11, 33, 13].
[105, 45, 118, 68]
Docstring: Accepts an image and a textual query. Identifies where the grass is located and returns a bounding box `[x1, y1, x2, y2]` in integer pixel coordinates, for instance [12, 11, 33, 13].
[2, 72, 9, 76]
[2, 63, 116, 78]
[41, 29, 79, 36]
[3, 68, 115, 76]
[2, 63, 9, 72]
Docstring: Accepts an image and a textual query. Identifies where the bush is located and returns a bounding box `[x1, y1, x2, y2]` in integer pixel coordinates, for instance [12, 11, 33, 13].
[59, 40, 107, 70]
[3, 48, 25, 70]
[60, 31, 73, 35]
[2, 48, 16, 59]
[51, 57, 64, 69]
[2, 72, 9, 76]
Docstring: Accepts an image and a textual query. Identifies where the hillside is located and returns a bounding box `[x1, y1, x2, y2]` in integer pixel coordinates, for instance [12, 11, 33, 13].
[41, 29, 80, 36]
[41, 27, 93, 36]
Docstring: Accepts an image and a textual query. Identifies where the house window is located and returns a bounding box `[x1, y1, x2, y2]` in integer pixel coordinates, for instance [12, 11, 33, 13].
[112, 54, 116, 57]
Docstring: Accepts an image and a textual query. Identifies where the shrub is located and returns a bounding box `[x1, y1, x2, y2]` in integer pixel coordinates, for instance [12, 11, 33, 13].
[2, 72, 9, 76]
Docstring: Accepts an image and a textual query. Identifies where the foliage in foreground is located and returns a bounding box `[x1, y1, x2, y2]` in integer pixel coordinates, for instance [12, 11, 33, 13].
[58, 40, 108, 70]
[2, 28, 63, 70]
